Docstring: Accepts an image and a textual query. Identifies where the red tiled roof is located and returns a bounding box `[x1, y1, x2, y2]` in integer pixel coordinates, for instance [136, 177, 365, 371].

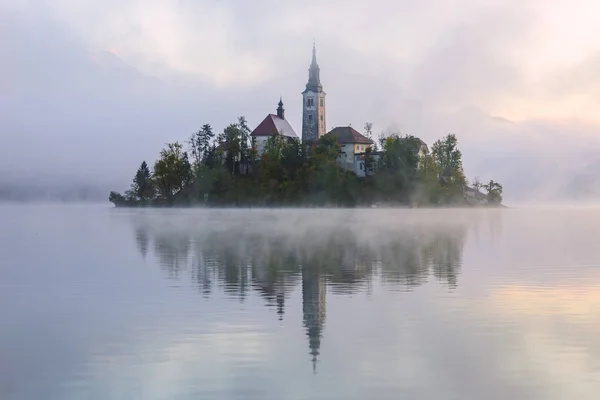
[250, 114, 298, 138]
[326, 126, 373, 144]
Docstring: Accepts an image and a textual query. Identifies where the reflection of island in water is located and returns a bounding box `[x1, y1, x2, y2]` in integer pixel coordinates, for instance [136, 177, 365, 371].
[131, 213, 470, 372]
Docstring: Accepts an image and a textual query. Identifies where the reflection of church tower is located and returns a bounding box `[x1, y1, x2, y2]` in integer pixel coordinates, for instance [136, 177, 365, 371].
[302, 43, 326, 143]
[302, 267, 327, 373]
[276, 292, 285, 321]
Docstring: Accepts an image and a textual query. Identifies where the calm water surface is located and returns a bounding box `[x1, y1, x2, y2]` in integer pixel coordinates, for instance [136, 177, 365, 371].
[1, 204, 600, 399]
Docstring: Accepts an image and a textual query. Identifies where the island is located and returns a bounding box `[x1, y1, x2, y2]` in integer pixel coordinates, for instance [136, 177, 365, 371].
[109, 45, 503, 208]
[109, 124, 503, 208]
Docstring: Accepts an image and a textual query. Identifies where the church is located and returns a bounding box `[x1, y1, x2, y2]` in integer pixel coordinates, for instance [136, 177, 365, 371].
[250, 44, 374, 174]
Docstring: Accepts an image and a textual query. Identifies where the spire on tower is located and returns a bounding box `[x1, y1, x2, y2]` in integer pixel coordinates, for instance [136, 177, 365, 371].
[276, 97, 285, 119]
[305, 43, 322, 93]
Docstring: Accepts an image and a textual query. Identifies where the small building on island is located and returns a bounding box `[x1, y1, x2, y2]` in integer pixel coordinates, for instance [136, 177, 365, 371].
[323, 126, 373, 172]
[250, 99, 299, 157]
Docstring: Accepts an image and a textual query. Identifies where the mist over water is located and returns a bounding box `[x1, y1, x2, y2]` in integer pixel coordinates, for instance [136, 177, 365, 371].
[2, 204, 600, 399]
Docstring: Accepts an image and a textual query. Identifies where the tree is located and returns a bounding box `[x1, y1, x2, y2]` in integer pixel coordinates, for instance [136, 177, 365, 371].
[414, 153, 442, 205]
[364, 122, 373, 141]
[472, 176, 483, 192]
[380, 134, 421, 176]
[258, 135, 288, 203]
[483, 180, 503, 204]
[431, 134, 463, 177]
[281, 138, 304, 181]
[189, 124, 215, 167]
[314, 134, 340, 160]
[374, 134, 422, 203]
[363, 146, 375, 176]
[238, 116, 252, 164]
[109, 191, 126, 206]
[153, 142, 192, 201]
[217, 124, 242, 175]
[131, 161, 154, 201]
[431, 134, 466, 204]
[304, 135, 346, 204]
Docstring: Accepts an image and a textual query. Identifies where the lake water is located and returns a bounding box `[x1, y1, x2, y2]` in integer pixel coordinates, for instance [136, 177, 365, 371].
[1, 204, 600, 399]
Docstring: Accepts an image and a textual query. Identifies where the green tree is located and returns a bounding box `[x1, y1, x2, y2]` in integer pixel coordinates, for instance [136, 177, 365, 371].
[364, 122, 373, 141]
[217, 124, 242, 175]
[189, 124, 215, 167]
[431, 134, 466, 203]
[238, 116, 252, 164]
[415, 154, 441, 205]
[483, 180, 503, 204]
[281, 138, 304, 181]
[431, 134, 463, 177]
[373, 135, 422, 203]
[153, 142, 192, 201]
[131, 161, 154, 201]
[305, 135, 347, 205]
[363, 146, 375, 176]
[258, 135, 288, 203]
[314, 134, 340, 160]
[109, 191, 127, 206]
[381, 135, 421, 175]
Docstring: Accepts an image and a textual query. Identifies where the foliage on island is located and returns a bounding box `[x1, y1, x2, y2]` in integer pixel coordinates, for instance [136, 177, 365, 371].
[109, 118, 503, 208]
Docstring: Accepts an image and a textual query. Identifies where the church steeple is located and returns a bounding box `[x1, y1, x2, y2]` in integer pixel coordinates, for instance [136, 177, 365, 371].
[306, 42, 322, 93]
[302, 43, 326, 143]
[276, 97, 285, 119]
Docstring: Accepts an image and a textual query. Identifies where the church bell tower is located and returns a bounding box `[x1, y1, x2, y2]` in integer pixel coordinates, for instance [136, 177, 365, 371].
[302, 43, 326, 143]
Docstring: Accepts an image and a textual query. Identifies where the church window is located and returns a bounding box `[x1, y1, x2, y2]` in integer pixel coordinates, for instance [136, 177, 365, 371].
[308, 114, 313, 121]
[320, 115, 323, 121]
[320, 98, 323, 107]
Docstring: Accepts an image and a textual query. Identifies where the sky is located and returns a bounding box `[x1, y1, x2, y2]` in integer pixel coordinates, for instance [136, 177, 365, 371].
[3, 0, 600, 202]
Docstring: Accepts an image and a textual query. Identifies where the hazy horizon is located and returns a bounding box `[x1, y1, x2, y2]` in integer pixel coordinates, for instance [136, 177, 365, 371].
[4, 0, 600, 203]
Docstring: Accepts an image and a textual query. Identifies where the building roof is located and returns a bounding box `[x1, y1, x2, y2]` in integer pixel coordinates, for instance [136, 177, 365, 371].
[415, 138, 428, 152]
[250, 114, 298, 139]
[326, 126, 374, 145]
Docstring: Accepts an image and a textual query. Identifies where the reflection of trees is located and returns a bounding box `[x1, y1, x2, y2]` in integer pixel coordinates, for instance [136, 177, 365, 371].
[130, 214, 469, 371]
[423, 226, 466, 289]
[154, 232, 190, 279]
[135, 227, 150, 260]
[380, 234, 428, 288]
[378, 225, 467, 290]
[131, 219, 467, 299]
